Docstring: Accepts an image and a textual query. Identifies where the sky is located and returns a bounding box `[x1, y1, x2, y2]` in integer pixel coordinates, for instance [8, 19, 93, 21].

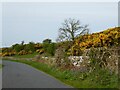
[1, 2, 118, 47]
[0, 3, 2, 48]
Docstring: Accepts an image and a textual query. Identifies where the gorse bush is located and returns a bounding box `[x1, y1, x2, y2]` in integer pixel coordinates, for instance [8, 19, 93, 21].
[2, 42, 45, 56]
[68, 27, 120, 55]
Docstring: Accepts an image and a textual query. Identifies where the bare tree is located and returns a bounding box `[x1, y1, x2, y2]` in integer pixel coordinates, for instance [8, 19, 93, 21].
[56, 18, 89, 42]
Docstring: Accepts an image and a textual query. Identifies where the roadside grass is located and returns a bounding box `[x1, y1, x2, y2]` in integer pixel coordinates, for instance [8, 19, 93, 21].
[13, 53, 38, 58]
[3, 59, 118, 89]
[0, 64, 3, 69]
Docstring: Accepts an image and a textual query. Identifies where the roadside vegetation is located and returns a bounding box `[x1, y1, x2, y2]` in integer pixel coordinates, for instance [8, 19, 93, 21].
[13, 52, 38, 58]
[4, 59, 118, 88]
[1, 18, 119, 89]
[0, 64, 3, 69]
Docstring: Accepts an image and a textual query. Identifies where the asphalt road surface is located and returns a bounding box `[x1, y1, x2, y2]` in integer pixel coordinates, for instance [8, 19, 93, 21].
[2, 60, 72, 88]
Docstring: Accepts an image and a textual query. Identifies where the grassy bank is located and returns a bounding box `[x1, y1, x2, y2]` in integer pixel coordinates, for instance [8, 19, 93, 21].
[3, 59, 118, 89]
[13, 53, 38, 58]
[0, 64, 2, 69]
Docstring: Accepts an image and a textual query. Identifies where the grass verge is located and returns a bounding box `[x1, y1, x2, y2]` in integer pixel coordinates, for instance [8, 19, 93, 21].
[0, 64, 3, 69]
[13, 53, 38, 58]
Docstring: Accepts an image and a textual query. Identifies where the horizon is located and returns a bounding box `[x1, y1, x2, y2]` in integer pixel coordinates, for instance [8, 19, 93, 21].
[1, 26, 118, 48]
[1, 2, 118, 47]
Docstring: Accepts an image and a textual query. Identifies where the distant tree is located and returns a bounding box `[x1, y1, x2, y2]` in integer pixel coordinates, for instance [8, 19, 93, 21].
[42, 39, 56, 56]
[56, 18, 89, 42]
[21, 41, 24, 45]
[43, 39, 51, 44]
[43, 39, 52, 52]
[28, 42, 35, 52]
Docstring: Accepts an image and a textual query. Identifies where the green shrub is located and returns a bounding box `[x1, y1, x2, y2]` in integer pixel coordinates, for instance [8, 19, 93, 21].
[12, 44, 24, 52]
[24, 42, 35, 52]
[47, 43, 56, 56]
[43, 39, 56, 56]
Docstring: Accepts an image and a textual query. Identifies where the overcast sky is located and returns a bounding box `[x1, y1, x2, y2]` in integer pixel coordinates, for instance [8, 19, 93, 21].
[2, 2, 118, 47]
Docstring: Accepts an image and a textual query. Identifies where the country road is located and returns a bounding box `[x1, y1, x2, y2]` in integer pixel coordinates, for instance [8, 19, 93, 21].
[2, 60, 72, 88]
